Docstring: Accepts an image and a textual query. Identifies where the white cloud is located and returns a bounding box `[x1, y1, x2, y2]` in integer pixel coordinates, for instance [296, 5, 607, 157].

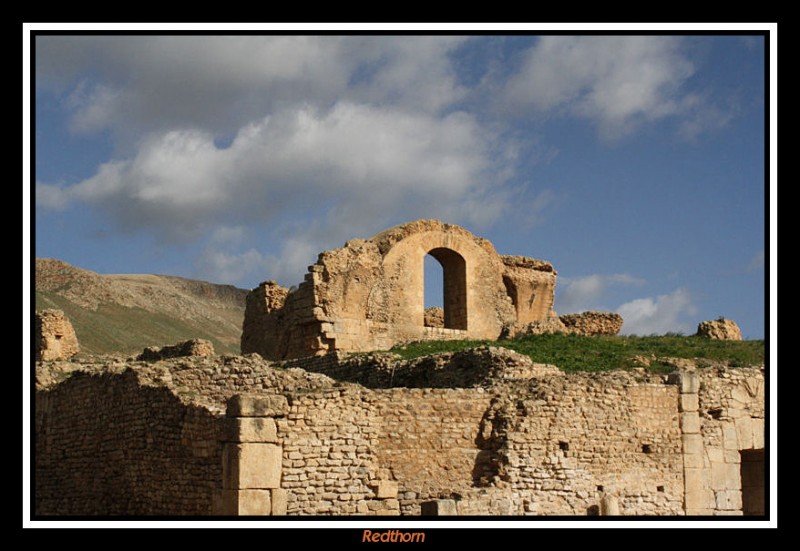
[39, 101, 513, 243]
[196, 248, 270, 285]
[35, 181, 69, 211]
[558, 273, 645, 312]
[502, 36, 697, 139]
[36, 36, 469, 139]
[197, 226, 335, 287]
[209, 226, 245, 246]
[616, 288, 698, 335]
[676, 93, 736, 141]
[65, 81, 122, 134]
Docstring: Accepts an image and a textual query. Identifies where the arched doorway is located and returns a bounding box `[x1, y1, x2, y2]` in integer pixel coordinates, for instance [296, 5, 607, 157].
[425, 248, 468, 330]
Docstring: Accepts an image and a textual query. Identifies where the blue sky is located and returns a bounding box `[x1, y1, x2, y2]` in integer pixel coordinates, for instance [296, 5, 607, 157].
[30, 31, 770, 338]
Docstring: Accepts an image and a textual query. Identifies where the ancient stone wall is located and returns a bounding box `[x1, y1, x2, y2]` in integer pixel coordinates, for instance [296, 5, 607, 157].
[282, 347, 562, 389]
[242, 220, 557, 360]
[685, 367, 765, 515]
[374, 389, 493, 515]
[501, 255, 557, 324]
[35, 369, 222, 515]
[277, 387, 398, 515]
[487, 373, 685, 515]
[138, 338, 215, 361]
[560, 311, 624, 336]
[34, 354, 766, 517]
[34, 309, 80, 361]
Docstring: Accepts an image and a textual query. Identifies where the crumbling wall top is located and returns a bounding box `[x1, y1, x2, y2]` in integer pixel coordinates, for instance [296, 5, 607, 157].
[368, 219, 497, 256]
[501, 254, 555, 273]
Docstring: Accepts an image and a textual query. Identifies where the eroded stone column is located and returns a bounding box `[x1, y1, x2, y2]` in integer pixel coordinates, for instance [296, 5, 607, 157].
[215, 394, 288, 515]
[670, 371, 714, 515]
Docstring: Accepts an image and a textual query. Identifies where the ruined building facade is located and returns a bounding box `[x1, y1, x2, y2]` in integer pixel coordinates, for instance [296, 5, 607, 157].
[242, 220, 558, 360]
[34, 351, 766, 517]
[34, 309, 80, 361]
[33, 221, 766, 517]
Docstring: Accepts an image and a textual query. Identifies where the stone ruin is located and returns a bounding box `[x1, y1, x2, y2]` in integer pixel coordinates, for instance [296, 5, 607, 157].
[34, 309, 80, 361]
[697, 318, 743, 341]
[32, 222, 766, 518]
[34, 350, 766, 517]
[560, 311, 624, 336]
[138, 338, 216, 361]
[242, 220, 559, 360]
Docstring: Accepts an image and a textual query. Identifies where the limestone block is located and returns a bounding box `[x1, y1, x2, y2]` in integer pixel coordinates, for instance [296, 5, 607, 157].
[225, 417, 278, 443]
[714, 510, 744, 516]
[227, 394, 289, 417]
[710, 462, 740, 491]
[685, 488, 715, 510]
[724, 450, 741, 464]
[681, 413, 700, 434]
[686, 508, 715, 516]
[373, 509, 401, 516]
[706, 447, 724, 464]
[370, 480, 399, 499]
[682, 433, 704, 455]
[752, 420, 765, 450]
[271, 488, 288, 515]
[723, 424, 739, 450]
[684, 468, 710, 490]
[600, 494, 620, 516]
[679, 394, 699, 413]
[219, 489, 272, 515]
[421, 499, 458, 516]
[684, 453, 706, 469]
[715, 490, 742, 511]
[223, 443, 282, 489]
[735, 417, 754, 450]
[668, 371, 699, 394]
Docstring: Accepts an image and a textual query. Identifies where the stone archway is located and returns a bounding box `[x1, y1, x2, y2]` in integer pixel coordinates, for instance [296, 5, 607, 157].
[426, 247, 468, 330]
[242, 220, 559, 359]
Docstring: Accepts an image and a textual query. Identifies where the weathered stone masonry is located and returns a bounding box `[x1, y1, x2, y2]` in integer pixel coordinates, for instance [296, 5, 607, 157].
[34, 352, 765, 516]
[241, 220, 558, 360]
[34, 309, 80, 361]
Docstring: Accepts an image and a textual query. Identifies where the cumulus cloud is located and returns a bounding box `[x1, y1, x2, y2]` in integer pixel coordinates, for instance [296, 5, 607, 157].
[502, 36, 697, 139]
[36, 36, 468, 139]
[616, 288, 698, 335]
[558, 273, 644, 312]
[35, 181, 70, 210]
[196, 247, 271, 285]
[39, 101, 511, 244]
[197, 224, 343, 286]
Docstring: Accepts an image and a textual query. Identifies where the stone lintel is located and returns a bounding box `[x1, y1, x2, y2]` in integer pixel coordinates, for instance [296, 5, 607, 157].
[227, 394, 289, 418]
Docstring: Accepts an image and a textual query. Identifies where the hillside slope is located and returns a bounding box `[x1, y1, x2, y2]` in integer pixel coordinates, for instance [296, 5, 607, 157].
[34, 258, 249, 355]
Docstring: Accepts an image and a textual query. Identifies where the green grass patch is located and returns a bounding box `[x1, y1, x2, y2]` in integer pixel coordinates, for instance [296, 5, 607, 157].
[390, 333, 765, 373]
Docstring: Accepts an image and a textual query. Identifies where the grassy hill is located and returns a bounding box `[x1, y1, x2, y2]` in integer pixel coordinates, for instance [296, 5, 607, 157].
[34, 258, 248, 355]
